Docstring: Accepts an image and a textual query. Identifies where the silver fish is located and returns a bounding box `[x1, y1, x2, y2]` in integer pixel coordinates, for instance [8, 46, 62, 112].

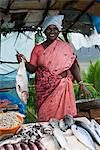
[75, 120, 100, 145]
[53, 127, 70, 150]
[90, 119, 100, 137]
[0, 137, 22, 147]
[16, 59, 29, 104]
[40, 135, 60, 150]
[71, 124, 96, 150]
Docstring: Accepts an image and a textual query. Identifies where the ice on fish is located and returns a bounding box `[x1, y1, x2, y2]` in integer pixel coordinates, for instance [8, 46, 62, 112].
[16, 59, 29, 104]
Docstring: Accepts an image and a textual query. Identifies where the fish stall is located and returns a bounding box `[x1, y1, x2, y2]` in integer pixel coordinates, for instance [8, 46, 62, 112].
[0, 51, 100, 150]
[0, 113, 100, 150]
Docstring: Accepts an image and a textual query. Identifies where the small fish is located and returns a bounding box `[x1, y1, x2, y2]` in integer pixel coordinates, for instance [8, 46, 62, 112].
[35, 141, 47, 150]
[6, 144, 14, 150]
[13, 143, 22, 150]
[16, 58, 29, 104]
[20, 142, 30, 150]
[0, 137, 22, 147]
[71, 124, 96, 150]
[28, 141, 38, 150]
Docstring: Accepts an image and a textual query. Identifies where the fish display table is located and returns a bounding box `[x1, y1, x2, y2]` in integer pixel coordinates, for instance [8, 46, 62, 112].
[0, 117, 100, 150]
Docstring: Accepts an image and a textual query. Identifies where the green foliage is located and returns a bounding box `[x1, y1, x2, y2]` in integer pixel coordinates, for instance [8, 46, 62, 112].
[94, 60, 100, 95]
[74, 83, 97, 100]
[25, 86, 37, 123]
[82, 59, 100, 97]
[74, 83, 79, 100]
[83, 60, 96, 84]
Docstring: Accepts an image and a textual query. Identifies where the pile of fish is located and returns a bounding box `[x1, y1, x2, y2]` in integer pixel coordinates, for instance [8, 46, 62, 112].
[0, 115, 100, 150]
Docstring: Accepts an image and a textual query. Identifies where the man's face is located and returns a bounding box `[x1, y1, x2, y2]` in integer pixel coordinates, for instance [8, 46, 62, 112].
[44, 25, 60, 41]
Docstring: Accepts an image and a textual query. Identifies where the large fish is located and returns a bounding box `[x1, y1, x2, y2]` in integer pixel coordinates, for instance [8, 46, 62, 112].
[40, 135, 60, 150]
[49, 119, 70, 150]
[75, 120, 100, 145]
[53, 127, 70, 150]
[71, 124, 96, 150]
[16, 59, 29, 104]
[90, 119, 100, 137]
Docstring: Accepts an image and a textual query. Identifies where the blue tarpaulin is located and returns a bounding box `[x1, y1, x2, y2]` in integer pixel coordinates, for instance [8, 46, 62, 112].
[0, 92, 26, 114]
[92, 16, 100, 33]
[91, 0, 100, 33]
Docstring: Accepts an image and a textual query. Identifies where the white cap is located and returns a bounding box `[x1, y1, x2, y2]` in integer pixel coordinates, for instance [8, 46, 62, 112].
[42, 15, 64, 32]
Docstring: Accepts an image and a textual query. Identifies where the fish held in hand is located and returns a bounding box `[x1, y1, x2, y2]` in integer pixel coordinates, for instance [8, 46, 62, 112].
[16, 59, 29, 104]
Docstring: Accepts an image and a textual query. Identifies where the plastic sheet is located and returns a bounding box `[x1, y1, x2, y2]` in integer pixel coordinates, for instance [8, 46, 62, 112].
[0, 92, 26, 114]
